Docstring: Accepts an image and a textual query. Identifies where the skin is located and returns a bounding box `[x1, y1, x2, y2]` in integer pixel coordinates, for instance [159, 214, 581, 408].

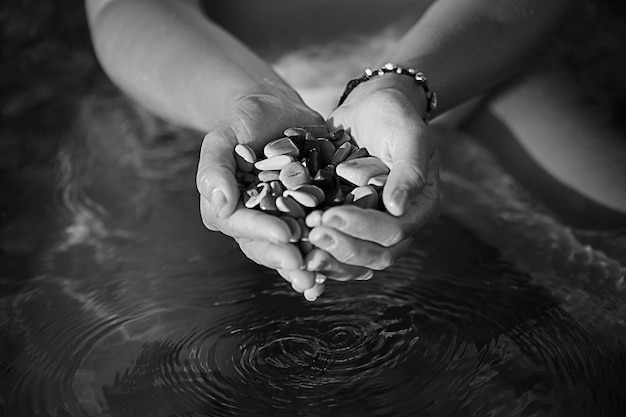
[86, 0, 570, 300]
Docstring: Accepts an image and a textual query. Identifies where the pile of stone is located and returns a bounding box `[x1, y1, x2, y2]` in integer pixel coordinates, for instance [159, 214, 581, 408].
[235, 125, 389, 252]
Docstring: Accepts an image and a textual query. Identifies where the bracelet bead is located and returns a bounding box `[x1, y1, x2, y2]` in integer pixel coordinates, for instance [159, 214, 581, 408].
[337, 63, 438, 123]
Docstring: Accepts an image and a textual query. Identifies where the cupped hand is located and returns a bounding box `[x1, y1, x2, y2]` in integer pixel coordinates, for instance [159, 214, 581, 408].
[306, 75, 441, 280]
[196, 91, 325, 296]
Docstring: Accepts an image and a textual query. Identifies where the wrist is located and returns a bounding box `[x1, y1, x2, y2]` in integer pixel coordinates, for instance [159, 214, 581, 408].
[337, 64, 436, 123]
[350, 75, 429, 119]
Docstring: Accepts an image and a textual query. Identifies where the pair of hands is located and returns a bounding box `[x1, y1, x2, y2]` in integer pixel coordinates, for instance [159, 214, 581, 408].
[197, 77, 440, 301]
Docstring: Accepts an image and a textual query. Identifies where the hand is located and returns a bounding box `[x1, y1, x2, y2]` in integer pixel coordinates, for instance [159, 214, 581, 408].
[196, 91, 326, 298]
[305, 75, 441, 281]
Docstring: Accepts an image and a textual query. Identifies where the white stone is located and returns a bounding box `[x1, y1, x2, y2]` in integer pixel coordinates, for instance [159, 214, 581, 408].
[336, 157, 390, 186]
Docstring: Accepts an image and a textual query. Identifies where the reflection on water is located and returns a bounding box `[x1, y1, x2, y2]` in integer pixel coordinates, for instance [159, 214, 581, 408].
[1, 93, 625, 417]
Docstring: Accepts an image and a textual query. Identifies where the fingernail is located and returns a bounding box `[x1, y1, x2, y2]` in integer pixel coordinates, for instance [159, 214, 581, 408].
[312, 233, 333, 249]
[304, 290, 319, 302]
[392, 188, 408, 212]
[324, 216, 344, 228]
[304, 283, 325, 302]
[210, 189, 226, 217]
[315, 273, 327, 284]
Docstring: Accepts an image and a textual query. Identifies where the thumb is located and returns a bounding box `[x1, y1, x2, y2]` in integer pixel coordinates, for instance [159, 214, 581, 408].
[196, 122, 240, 219]
[382, 128, 433, 217]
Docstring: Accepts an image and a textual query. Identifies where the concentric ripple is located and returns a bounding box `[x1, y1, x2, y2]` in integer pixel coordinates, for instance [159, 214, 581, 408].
[92, 290, 425, 416]
[4, 224, 626, 417]
[235, 312, 416, 390]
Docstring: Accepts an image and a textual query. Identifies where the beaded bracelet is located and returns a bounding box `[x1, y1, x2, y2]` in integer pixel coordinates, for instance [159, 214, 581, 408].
[337, 63, 438, 123]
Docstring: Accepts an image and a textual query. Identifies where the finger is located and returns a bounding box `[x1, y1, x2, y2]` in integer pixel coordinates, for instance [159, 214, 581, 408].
[200, 197, 292, 243]
[383, 124, 434, 217]
[314, 191, 439, 247]
[305, 249, 374, 281]
[277, 269, 317, 292]
[308, 226, 414, 271]
[196, 122, 240, 219]
[304, 282, 325, 302]
[237, 238, 304, 271]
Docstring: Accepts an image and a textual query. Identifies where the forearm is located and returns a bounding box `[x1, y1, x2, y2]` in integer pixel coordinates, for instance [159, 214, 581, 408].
[377, 0, 570, 116]
[86, 0, 299, 131]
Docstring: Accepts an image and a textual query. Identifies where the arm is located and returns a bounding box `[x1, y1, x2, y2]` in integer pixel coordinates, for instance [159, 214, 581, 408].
[308, 0, 571, 281]
[86, 0, 324, 297]
[85, 0, 301, 132]
[378, 0, 571, 116]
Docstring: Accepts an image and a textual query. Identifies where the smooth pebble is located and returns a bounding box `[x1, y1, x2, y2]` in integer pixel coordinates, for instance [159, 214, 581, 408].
[345, 147, 369, 161]
[234, 144, 257, 173]
[243, 183, 269, 209]
[330, 142, 353, 166]
[367, 174, 388, 188]
[276, 195, 306, 218]
[264, 137, 299, 158]
[284, 189, 320, 208]
[303, 135, 320, 155]
[336, 156, 390, 186]
[294, 184, 325, 204]
[254, 154, 294, 171]
[305, 148, 319, 176]
[317, 138, 336, 166]
[269, 180, 285, 196]
[258, 170, 280, 182]
[350, 185, 379, 209]
[284, 127, 308, 138]
[313, 165, 336, 189]
[259, 194, 278, 212]
[323, 186, 346, 206]
[326, 129, 344, 141]
[329, 131, 353, 147]
[279, 161, 312, 190]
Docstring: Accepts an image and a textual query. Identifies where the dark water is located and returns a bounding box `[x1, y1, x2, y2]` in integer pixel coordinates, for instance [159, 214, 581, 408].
[2, 2, 626, 416]
[1, 92, 626, 417]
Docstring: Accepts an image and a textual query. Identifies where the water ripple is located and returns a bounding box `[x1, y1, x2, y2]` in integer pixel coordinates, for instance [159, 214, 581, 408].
[4, 201, 626, 417]
[3, 116, 626, 416]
